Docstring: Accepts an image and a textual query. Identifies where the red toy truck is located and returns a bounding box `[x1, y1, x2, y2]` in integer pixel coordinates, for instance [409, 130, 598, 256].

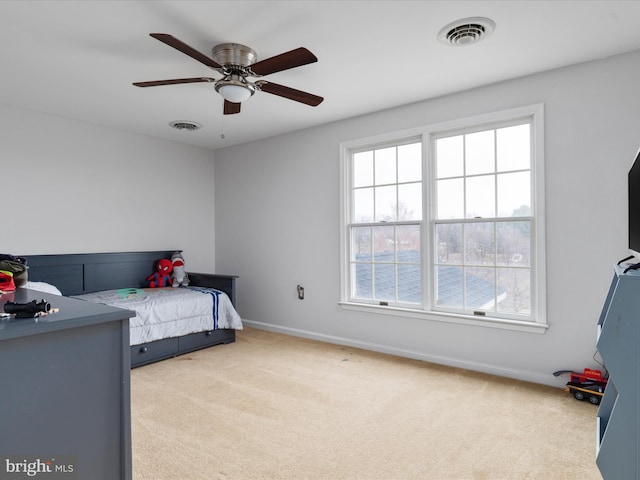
[554, 368, 608, 405]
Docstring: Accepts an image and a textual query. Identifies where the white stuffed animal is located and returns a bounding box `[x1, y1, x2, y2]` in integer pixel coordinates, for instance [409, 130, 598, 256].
[171, 251, 189, 287]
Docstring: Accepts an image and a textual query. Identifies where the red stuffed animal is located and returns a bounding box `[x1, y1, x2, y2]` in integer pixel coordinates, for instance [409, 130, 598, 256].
[147, 258, 173, 288]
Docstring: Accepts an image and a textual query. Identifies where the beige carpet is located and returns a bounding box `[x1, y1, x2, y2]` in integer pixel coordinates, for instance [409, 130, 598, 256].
[131, 327, 602, 480]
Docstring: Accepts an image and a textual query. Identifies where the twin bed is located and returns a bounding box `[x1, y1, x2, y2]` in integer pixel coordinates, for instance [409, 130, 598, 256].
[23, 250, 242, 367]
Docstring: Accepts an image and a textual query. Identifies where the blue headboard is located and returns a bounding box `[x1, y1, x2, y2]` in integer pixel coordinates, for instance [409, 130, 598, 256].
[23, 251, 176, 296]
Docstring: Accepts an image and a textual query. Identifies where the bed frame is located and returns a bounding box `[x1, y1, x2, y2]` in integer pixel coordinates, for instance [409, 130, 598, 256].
[23, 250, 238, 367]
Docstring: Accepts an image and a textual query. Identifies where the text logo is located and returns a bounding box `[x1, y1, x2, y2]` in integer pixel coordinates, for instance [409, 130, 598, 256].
[1, 457, 76, 480]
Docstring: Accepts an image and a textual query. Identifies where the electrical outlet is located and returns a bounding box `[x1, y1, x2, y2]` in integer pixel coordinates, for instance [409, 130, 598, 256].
[297, 285, 304, 300]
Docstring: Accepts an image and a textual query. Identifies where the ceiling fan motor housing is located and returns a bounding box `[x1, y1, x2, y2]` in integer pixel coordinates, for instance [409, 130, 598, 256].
[212, 43, 257, 69]
[211, 43, 258, 102]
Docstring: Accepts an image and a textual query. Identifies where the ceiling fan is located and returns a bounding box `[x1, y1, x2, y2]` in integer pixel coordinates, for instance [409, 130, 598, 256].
[133, 33, 324, 115]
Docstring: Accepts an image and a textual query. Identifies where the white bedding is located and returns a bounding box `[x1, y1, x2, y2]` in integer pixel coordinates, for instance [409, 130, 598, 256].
[24, 281, 62, 295]
[73, 286, 242, 345]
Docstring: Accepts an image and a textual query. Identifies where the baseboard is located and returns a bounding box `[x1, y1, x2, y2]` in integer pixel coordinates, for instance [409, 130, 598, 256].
[242, 319, 563, 388]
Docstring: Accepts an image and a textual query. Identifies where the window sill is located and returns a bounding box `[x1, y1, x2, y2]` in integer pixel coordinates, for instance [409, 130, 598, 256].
[338, 301, 548, 334]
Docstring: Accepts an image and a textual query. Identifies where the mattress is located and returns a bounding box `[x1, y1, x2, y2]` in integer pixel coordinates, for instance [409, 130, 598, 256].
[73, 286, 242, 345]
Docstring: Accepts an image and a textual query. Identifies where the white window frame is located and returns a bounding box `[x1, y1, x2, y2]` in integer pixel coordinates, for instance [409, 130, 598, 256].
[339, 104, 547, 334]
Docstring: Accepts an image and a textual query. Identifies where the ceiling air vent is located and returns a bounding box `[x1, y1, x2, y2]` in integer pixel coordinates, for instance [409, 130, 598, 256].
[438, 17, 495, 46]
[169, 120, 202, 131]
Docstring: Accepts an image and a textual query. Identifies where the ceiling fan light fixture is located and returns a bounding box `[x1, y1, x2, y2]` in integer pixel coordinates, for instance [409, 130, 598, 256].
[216, 75, 256, 103]
[217, 83, 253, 103]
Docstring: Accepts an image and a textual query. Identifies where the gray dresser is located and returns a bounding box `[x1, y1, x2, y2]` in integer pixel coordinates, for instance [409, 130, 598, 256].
[596, 264, 640, 480]
[0, 288, 133, 480]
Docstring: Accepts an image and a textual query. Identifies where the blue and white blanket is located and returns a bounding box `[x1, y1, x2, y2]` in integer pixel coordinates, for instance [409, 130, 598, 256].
[183, 286, 221, 328]
[73, 286, 242, 345]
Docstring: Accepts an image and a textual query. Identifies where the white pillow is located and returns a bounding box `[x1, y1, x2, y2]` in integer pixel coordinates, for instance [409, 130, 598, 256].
[24, 281, 62, 296]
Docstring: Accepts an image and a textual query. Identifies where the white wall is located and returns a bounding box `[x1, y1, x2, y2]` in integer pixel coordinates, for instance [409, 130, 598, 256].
[1, 104, 217, 272]
[214, 49, 640, 386]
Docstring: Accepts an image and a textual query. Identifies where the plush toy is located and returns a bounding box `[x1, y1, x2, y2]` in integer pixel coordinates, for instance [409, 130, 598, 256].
[147, 258, 173, 288]
[0, 270, 16, 292]
[171, 251, 189, 287]
[0, 254, 28, 287]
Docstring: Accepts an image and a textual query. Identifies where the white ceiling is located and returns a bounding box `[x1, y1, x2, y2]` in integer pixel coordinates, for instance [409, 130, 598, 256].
[2, 1, 640, 151]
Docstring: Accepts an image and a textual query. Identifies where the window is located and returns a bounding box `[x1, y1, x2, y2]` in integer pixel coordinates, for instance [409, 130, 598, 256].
[340, 105, 546, 332]
[350, 142, 423, 305]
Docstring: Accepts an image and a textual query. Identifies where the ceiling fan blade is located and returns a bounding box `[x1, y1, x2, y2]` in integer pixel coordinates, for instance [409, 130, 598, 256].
[133, 77, 215, 87]
[150, 33, 222, 70]
[224, 100, 241, 115]
[250, 47, 318, 76]
[258, 81, 323, 106]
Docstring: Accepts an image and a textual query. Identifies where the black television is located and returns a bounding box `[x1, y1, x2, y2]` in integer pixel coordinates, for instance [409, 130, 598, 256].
[628, 148, 640, 261]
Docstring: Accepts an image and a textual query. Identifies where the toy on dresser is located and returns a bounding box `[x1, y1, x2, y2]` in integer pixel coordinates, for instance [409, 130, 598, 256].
[0, 254, 28, 292]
